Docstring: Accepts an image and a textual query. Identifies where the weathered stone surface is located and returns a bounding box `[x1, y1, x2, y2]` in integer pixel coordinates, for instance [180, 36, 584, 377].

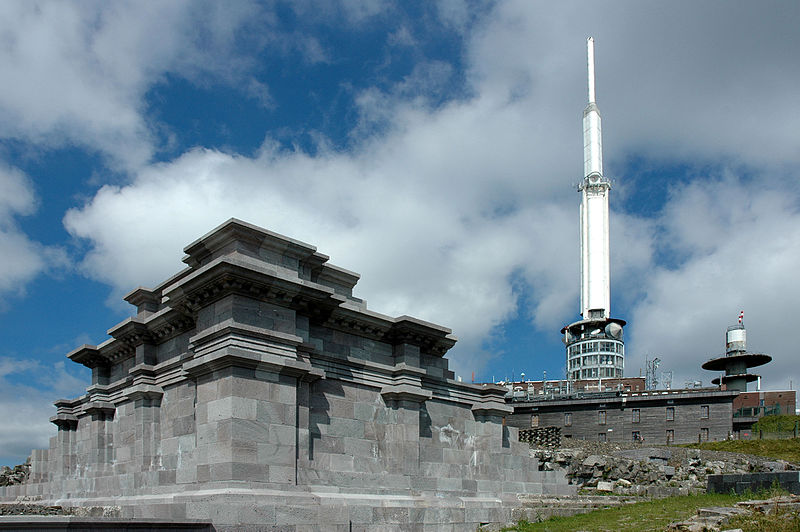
[0, 220, 574, 530]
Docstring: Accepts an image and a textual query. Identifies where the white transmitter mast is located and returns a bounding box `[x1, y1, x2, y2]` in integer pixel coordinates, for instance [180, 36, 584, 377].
[562, 38, 626, 384]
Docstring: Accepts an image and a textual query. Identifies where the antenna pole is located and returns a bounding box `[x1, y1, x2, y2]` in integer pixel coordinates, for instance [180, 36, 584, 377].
[587, 37, 596, 103]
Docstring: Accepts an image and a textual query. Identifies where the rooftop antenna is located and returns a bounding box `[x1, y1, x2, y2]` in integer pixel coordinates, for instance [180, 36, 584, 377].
[587, 36, 596, 104]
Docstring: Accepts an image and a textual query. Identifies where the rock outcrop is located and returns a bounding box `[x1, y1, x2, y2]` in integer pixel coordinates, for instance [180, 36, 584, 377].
[532, 440, 797, 496]
[0, 460, 29, 487]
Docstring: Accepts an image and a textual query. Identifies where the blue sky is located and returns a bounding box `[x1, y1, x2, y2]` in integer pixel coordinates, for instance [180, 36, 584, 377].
[1, 0, 799, 465]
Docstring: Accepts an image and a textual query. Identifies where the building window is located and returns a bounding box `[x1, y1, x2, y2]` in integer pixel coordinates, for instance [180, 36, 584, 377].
[700, 405, 709, 419]
[564, 413, 572, 426]
[531, 414, 539, 428]
[598, 432, 606, 442]
[632, 409, 640, 423]
[666, 429, 674, 443]
[632, 431, 641, 442]
[701, 428, 709, 441]
[598, 410, 606, 425]
[666, 407, 675, 421]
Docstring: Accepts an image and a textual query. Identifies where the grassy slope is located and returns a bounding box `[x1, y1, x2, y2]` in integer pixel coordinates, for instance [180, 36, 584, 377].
[682, 437, 800, 463]
[751, 415, 800, 433]
[505, 492, 751, 532]
[507, 434, 800, 531]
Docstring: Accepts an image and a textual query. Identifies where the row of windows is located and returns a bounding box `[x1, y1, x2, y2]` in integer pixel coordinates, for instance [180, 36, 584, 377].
[558, 405, 711, 427]
[568, 367, 623, 379]
[597, 429, 708, 443]
[568, 341, 624, 356]
[597, 428, 708, 443]
[568, 354, 624, 369]
[632, 427, 708, 443]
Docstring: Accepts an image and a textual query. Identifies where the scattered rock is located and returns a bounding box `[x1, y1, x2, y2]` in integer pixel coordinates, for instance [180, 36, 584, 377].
[596, 481, 614, 492]
[0, 459, 30, 487]
[531, 439, 799, 497]
[668, 495, 800, 531]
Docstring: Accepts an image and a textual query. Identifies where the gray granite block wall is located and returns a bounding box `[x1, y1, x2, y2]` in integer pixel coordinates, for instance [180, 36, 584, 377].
[707, 472, 800, 494]
[0, 219, 573, 529]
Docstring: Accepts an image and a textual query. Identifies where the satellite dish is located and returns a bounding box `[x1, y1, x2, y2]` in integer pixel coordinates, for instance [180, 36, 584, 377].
[605, 322, 623, 339]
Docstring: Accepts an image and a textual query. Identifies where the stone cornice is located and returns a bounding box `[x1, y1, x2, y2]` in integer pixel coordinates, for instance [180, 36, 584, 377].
[182, 218, 326, 270]
[108, 318, 154, 346]
[67, 345, 106, 369]
[123, 286, 160, 315]
[380, 384, 432, 404]
[471, 402, 514, 417]
[165, 254, 341, 316]
[124, 384, 164, 403]
[53, 397, 83, 415]
[189, 319, 304, 352]
[183, 347, 324, 381]
[69, 308, 195, 369]
[49, 413, 78, 429]
[318, 310, 457, 358]
[84, 401, 115, 417]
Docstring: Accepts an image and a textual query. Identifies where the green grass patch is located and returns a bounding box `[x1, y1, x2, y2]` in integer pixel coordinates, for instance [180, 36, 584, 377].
[503, 489, 788, 532]
[681, 438, 800, 463]
[752, 415, 800, 434]
[725, 503, 800, 532]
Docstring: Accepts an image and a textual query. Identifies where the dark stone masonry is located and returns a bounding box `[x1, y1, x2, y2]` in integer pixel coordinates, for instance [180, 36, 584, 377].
[707, 471, 800, 495]
[0, 219, 572, 530]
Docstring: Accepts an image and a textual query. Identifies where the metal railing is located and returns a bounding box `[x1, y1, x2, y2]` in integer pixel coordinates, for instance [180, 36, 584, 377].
[733, 405, 783, 418]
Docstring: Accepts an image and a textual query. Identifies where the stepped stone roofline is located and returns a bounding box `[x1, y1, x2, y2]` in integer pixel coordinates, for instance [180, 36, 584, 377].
[182, 218, 361, 298]
[70, 219, 458, 375]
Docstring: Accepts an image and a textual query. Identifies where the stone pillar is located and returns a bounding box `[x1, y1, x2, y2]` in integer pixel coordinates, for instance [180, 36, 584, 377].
[380, 386, 432, 474]
[186, 317, 322, 486]
[124, 384, 164, 488]
[471, 394, 513, 488]
[83, 402, 115, 478]
[28, 448, 50, 484]
[49, 414, 78, 480]
[293, 354, 322, 481]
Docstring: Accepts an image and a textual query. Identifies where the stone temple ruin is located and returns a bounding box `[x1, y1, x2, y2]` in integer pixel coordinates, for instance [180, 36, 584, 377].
[0, 219, 571, 530]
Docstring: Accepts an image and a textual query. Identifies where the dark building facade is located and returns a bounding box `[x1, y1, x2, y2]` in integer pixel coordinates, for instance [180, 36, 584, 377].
[508, 388, 738, 444]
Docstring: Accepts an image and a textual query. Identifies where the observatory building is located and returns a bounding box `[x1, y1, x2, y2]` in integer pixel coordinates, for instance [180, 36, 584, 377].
[703, 314, 771, 392]
[562, 38, 625, 381]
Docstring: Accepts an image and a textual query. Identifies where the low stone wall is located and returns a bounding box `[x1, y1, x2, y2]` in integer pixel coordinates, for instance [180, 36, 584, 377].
[707, 471, 800, 494]
[0, 517, 211, 530]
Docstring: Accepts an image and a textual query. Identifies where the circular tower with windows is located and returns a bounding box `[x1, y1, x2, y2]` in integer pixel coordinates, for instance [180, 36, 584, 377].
[562, 38, 626, 383]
